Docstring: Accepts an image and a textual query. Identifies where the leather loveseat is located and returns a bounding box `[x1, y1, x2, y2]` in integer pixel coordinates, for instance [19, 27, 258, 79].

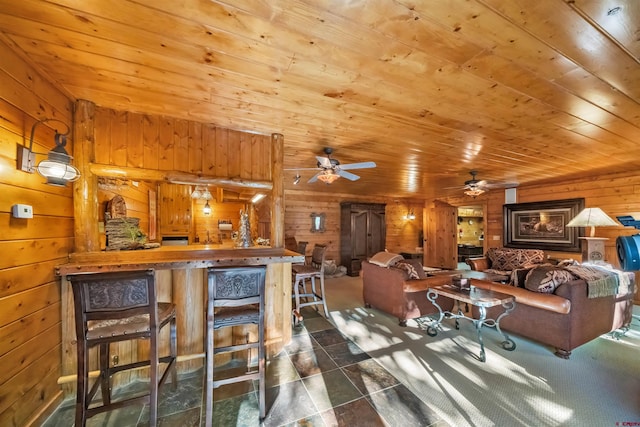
[361, 259, 454, 326]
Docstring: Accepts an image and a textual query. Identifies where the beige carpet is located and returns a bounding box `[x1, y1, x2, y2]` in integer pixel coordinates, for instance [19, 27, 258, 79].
[324, 275, 640, 427]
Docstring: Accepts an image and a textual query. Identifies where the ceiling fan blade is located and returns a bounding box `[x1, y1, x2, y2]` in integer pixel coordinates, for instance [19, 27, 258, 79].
[307, 171, 322, 183]
[284, 167, 322, 171]
[339, 161, 376, 170]
[337, 170, 360, 181]
[316, 156, 332, 168]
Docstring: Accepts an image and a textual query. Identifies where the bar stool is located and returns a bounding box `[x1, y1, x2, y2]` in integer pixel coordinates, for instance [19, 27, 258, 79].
[204, 266, 267, 426]
[68, 269, 177, 427]
[292, 244, 329, 318]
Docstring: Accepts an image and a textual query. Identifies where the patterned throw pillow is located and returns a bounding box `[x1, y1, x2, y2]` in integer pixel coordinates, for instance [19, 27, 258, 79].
[488, 248, 522, 271]
[524, 265, 575, 293]
[488, 248, 545, 271]
[395, 259, 420, 279]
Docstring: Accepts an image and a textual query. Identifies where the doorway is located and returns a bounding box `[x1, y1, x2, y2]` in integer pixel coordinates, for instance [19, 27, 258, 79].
[457, 205, 484, 269]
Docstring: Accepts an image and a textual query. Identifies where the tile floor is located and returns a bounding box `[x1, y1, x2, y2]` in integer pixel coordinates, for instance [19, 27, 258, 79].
[42, 307, 448, 426]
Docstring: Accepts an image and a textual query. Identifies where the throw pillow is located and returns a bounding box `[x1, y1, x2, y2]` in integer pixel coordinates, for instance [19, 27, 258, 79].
[524, 265, 575, 294]
[488, 248, 522, 271]
[401, 258, 428, 279]
[395, 259, 420, 279]
[368, 251, 403, 268]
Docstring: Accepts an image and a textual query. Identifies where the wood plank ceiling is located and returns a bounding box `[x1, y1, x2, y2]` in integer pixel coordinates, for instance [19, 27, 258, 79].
[1, 0, 639, 198]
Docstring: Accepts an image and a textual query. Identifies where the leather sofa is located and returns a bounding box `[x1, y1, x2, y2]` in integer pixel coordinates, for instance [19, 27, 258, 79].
[362, 257, 635, 358]
[471, 276, 635, 358]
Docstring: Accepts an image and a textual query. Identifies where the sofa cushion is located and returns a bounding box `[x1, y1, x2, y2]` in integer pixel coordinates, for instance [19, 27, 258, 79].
[369, 252, 403, 267]
[524, 265, 576, 294]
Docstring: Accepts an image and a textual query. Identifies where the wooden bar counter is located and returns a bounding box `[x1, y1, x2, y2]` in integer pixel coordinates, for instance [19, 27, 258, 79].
[56, 246, 304, 390]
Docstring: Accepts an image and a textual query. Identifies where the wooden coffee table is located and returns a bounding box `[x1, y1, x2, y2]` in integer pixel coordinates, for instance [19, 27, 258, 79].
[419, 283, 516, 362]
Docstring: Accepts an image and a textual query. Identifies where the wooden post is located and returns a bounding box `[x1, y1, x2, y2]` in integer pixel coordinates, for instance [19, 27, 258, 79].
[73, 99, 100, 252]
[268, 134, 291, 348]
[271, 133, 284, 249]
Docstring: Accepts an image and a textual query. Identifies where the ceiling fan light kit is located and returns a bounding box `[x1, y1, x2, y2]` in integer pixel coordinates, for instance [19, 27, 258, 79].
[316, 169, 340, 184]
[464, 187, 485, 198]
[285, 147, 377, 184]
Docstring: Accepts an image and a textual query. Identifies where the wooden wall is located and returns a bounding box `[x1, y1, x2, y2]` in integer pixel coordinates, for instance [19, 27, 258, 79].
[436, 170, 640, 303]
[93, 106, 272, 181]
[284, 190, 424, 261]
[192, 197, 245, 243]
[0, 39, 73, 425]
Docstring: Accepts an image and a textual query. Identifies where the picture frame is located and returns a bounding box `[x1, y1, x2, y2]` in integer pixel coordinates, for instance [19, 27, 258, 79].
[310, 212, 325, 233]
[503, 198, 584, 252]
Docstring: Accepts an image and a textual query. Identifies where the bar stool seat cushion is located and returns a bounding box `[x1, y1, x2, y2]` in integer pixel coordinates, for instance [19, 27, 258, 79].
[87, 302, 176, 339]
[213, 305, 260, 328]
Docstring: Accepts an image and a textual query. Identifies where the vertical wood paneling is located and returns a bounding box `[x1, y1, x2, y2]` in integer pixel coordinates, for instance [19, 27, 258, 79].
[110, 110, 128, 166]
[240, 132, 252, 179]
[143, 114, 160, 170]
[94, 107, 111, 165]
[158, 117, 174, 170]
[188, 121, 203, 173]
[227, 129, 241, 178]
[215, 127, 229, 177]
[174, 119, 189, 171]
[202, 123, 216, 174]
[126, 112, 144, 168]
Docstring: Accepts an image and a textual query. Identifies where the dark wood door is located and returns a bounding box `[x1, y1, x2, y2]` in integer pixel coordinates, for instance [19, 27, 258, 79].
[340, 202, 387, 276]
[351, 210, 369, 260]
[368, 209, 386, 255]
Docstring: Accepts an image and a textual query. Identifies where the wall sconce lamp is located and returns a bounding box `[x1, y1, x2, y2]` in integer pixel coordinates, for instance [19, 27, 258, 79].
[203, 201, 212, 215]
[566, 207, 619, 263]
[293, 173, 301, 185]
[17, 118, 80, 186]
[405, 209, 416, 220]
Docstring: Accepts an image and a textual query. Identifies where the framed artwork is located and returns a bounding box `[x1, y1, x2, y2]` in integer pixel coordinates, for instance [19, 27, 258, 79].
[503, 198, 584, 252]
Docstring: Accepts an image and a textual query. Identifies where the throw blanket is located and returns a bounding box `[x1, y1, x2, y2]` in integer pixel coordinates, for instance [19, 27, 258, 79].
[564, 264, 620, 298]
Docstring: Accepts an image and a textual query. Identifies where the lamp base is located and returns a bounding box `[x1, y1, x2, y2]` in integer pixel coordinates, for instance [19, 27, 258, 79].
[578, 237, 608, 264]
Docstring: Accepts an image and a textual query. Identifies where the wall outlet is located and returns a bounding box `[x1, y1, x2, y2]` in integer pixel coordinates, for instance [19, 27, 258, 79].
[492, 235, 500, 240]
[11, 204, 33, 219]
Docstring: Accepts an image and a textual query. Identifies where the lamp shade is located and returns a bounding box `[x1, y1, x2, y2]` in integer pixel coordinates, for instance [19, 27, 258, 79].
[36, 146, 80, 186]
[566, 207, 618, 237]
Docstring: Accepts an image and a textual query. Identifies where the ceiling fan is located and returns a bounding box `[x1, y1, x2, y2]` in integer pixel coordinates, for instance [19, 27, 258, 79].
[289, 147, 376, 184]
[448, 170, 513, 197]
[462, 170, 488, 197]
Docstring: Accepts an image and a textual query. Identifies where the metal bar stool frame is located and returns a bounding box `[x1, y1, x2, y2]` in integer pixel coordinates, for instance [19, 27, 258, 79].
[68, 269, 178, 427]
[292, 244, 329, 318]
[204, 266, 267, 426]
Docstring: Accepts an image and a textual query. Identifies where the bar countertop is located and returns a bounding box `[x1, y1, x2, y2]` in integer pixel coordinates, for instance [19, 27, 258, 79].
[57, 245, 305, 275]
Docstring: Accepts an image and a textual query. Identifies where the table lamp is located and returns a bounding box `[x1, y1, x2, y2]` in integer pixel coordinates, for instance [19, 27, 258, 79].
[566, 207, 619, 263]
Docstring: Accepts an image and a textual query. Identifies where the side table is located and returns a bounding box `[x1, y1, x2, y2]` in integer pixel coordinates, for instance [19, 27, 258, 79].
[419, 283, 516, 362]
